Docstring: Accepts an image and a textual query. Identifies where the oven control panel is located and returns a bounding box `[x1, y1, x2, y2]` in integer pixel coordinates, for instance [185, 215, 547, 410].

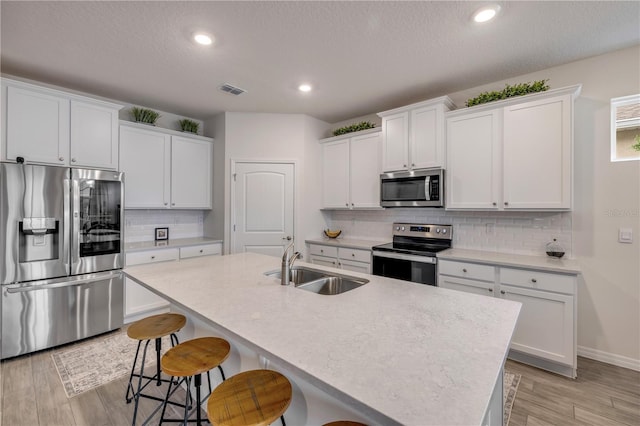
[392, 223, 453, 240]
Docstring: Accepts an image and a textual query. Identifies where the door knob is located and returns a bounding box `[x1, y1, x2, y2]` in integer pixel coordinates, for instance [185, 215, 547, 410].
[282, 236, 292, 241]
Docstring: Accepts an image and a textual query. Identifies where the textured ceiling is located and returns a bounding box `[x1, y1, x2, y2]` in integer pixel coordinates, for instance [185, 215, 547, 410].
[1, 1, 639, 123]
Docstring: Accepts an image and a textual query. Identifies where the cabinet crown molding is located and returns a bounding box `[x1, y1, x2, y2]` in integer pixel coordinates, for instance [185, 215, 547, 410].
[119, 120, 213, 142]
[2, 77, 123, 110]
[377, 95, 455, 117]
[319, 127, 381, 144]
[446, 84, 582, 118]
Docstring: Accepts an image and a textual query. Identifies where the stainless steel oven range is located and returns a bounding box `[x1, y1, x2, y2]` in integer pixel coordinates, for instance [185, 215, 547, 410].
[1, 163, 124, 359]
[372, 223, 452, 286]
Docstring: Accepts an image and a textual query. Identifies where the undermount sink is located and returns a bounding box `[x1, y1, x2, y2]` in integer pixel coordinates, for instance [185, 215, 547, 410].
[265, 266, 369, 295]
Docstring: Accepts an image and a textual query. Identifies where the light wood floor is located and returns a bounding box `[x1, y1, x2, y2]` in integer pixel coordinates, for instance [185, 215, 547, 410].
[1, 340, 638, 425]
[506, 357, 640, 426]
[0, 335, 206, 426]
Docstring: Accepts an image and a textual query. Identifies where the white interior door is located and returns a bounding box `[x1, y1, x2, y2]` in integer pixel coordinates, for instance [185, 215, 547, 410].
[232, 162, 294, 257]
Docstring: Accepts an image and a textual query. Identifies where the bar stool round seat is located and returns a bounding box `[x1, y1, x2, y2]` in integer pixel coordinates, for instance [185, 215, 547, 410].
[160, 337, 231, 425]
[162, 336, 231, 377]
[323, 422, 367, 426]
[127, 312, 186, 341]
[207, 369, 293, 426]
[125, 313, 186, 425]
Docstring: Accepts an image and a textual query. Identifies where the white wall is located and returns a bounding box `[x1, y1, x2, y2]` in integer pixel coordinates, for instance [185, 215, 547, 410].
[202, 114, 226, 243]
[327, 45, 640, 368]
[124, 210, 203, 243]
[208, 112, 330, 258]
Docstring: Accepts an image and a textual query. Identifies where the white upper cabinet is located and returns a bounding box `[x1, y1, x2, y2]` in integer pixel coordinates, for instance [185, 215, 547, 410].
[502, 94, 572, 209]
[70, 100, 120, 169]
[2, 79, 122, 169]
[377, 96, 454, 172]
[119, 122, 213, 209]
[446, 109, 502, 209]
[446, 85, 581, 211]
[321, 128, 381, 209]
[171, 136, 212, 209]
[119, 124, 171, 208]
[322, 139, 350, 209]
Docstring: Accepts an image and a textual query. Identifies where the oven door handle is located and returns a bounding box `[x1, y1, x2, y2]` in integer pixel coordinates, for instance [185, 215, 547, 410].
[372, 251, 437, 264]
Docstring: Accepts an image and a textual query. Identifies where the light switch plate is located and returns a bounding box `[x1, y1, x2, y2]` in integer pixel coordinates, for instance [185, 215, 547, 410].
[619, 228, 633, 243]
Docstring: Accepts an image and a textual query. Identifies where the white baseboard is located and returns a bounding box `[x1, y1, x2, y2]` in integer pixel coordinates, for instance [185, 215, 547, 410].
[578, 345, 640, 372]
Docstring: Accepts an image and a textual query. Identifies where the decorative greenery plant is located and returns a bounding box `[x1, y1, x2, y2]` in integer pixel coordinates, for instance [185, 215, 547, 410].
[466, 79, 550, 107]
[131, 107, 160, 125]
[633, 134, 640, 151]
[179, 118, 200, 134]
[332, 121, 376, 136]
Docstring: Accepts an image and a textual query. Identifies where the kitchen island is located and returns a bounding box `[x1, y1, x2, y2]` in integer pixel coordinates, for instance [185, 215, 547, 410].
[124, 252, 521, 425]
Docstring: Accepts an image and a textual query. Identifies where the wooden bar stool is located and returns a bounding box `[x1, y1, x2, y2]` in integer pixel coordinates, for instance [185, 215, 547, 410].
[125, 313, 186, 425]
[159, 337, 231, 425]
[206, 369, 292, 426]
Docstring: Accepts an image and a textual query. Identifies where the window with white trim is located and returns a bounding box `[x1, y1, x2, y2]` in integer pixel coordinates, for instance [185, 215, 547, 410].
[611, 94, 640, 162]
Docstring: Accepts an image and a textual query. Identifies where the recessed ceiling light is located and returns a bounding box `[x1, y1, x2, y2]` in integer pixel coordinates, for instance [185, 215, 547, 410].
[473, 4, 501, 23]
[298, 84, 312, 92]
[194, 33, 213, 45]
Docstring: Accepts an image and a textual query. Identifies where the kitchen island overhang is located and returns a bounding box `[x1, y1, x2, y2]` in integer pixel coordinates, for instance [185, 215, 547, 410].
[124, 252, 521, 426]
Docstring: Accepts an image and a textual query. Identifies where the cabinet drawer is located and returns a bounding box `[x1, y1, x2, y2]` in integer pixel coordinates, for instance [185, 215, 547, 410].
[500, 267, 576, 294]
[180, 243, 222, 259]
[309, 244, 338, 258]
[438, 260, 495, 282]
[126, 248, 179, 266]
[338, 247, 371, 263]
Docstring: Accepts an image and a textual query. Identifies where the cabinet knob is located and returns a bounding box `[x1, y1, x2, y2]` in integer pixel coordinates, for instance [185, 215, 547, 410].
[462, 268, 467, 273]
[320, 249, 324, 253]
[71, 158, 76, 163]
[411, 163, 415, 167]
[345, 203, 349, 207]
[403, 164, 407, 168]
[531, 278, 537, 283]
[492, 202, 497, 206]
[332, 261, 336, 265]
[164, 202, 168, 206]
[501, 290, 506, 295]
[151, 255, 155, 259]
[504, 202, 509, 206]
[199, 249, 203, 253]
[488, 288, 493, 292]
[59, 156, 64, 161]
[351, 203, 354, 207]
[172, 203, 175, 206]
[352, 253, 355, 257]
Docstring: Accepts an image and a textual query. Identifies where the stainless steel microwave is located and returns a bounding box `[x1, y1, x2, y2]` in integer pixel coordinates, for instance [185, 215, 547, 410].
[380, 168, 444, 207]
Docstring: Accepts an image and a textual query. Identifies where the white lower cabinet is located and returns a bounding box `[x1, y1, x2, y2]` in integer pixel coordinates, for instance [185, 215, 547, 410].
[125, 243, 222, 323]
[439, 259, 577, 378]
[308, 244, 372, 274]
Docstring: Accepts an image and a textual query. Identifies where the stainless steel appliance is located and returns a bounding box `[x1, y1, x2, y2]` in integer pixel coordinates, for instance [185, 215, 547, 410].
[380, 168, 444, 207]
[372, 223, 452, 285]
[1, 163, 124, 359]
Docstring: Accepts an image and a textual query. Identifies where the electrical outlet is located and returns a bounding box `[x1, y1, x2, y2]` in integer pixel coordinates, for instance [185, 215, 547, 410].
[485, 223, 495, 235]
[619, 228, 633, 243]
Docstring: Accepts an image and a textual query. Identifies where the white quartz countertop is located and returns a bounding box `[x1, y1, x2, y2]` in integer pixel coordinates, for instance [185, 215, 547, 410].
[305, 238, 387, 250]
[438, 248, 581, 274]
[124, 252, 521, 425]
[125, 237, 223, 253]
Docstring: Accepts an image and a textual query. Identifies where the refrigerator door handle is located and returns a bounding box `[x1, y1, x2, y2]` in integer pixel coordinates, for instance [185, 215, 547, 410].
[63, 177, 71, 274]
[70, 177, 80, 272]
[5, 271, 122, 293]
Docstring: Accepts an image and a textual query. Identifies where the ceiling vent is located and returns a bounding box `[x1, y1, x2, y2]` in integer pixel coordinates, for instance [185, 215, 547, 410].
[219, 83, 246, 96]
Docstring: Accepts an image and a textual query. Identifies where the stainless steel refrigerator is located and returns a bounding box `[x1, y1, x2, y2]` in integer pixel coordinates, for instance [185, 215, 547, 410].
[0, 163, 124, 359]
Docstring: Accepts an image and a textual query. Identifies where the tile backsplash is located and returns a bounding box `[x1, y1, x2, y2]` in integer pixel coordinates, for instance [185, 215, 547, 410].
[326, 209, 573, 258]
[124, 210, 204, 243]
